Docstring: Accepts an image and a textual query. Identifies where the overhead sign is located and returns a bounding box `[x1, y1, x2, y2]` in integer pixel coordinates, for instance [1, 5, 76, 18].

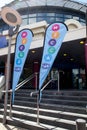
[12, 29, 33, 103]
[0, 36, 7, 48]
[39, 22, 68, 102]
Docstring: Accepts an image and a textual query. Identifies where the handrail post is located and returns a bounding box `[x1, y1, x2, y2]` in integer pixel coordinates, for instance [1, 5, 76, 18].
[58, 71, 60, 92]
[31, 78, 55, 125]
[76, 119, 86, 130]
[35, 72, 38, 91]
[35, 72, 40, 124]
[2, 73, 36, 122]
[9, 92, 12, 118]
[37, 91, 40, 125]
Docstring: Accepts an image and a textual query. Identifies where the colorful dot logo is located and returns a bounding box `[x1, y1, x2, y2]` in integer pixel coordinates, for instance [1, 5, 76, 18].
[22, 38, 27, 44]
[52, 31, 60, 39]
[21, 31, 27, 38]
[16, 31, 28, 67]
[19, 45, 25, 51]
[42, 23, 61, 70]
[16, 58, 22, 65]
[48, 39, 56, 46]
[48, 47, 56, 54]
[18, 52, 24, 58]
[52, 24, 60, 31]
[44, 54, 52, 61]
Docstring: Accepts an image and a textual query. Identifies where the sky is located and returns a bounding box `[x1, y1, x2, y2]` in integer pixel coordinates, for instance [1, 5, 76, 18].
[73, 0, 87, 3]
[0, 0, 14, 8]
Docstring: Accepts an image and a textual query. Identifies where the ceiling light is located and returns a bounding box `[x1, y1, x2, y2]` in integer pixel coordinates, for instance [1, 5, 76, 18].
[70, 58, 74, 61]
[80, 41, 84, 44]
[32, 50, 36, 53]
[63, 53, 67, 56]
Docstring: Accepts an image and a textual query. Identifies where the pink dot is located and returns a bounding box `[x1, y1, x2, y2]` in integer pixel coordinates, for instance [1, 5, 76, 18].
[21, 31, 27, 38]
[52, 24, 60, 31]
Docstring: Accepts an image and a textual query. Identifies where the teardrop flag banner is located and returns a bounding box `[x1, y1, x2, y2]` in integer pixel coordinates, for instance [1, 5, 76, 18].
[12, 29, 33, 103]
[39, 22, 68, 102]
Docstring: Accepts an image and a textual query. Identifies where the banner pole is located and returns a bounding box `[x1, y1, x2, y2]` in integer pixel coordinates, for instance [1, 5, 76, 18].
[3, 36, 12, 125]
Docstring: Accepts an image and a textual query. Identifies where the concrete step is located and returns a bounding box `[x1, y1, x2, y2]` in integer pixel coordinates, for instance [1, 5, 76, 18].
[14, 90, 87, 109]
[14, 97, 87, 108]
[1, 105, 87, 129]
[42, 94, 87, 101]
[41, 98, 87, 107]
[1, 102, 87, 115]
[16, 89, 87, 96]
[0, 123, 28, 130]
[42, 90, 87, 96]
[15, 89, 87, 102]
[15, 93, 87, 101]
[2, 95, 87, 109]
[12, 103, 87, 114]
[2, 105, 87, 121]
[1, 106, 87, 121]
[1, 89, 87, 130]
[0, 114, 70, 130]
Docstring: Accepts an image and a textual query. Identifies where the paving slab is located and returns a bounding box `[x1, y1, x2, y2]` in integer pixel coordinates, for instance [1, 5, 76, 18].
[0, 123, 27, 130]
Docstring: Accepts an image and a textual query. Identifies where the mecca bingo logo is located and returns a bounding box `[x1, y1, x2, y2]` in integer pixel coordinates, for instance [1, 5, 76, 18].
[42, 23, 60, 69]
[15, 31, 28, 72]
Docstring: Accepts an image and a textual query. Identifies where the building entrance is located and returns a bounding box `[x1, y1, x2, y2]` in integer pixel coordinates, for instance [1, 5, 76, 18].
[72, 69, 86, 90]
[59, 69, 73, 90]
[51, 68, 87, 90]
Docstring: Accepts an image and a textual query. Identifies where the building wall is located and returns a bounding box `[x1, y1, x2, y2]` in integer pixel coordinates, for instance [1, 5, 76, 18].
[0, 19, 86, 56]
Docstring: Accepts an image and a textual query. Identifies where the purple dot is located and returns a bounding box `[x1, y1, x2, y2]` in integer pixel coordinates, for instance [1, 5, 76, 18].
[48, 39, 56, 46]
[19, 45, 25, 51]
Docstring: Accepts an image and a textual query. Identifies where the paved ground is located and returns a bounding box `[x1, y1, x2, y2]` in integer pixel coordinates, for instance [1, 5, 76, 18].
[0, 123, 27, 130]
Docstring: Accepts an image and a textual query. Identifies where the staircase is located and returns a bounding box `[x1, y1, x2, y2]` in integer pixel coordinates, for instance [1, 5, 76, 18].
[0, 89, 87, 130]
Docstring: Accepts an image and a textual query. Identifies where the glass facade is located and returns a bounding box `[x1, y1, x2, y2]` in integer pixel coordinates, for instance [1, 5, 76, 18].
[1, 10, 85, 31]
[0, 0, 86, 32]
[21, 12, 85, 26]
[15, 7, 86, 27]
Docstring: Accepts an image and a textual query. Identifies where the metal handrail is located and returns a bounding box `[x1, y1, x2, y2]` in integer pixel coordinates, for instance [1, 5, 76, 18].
[2, 73, 35, 93]
[30, 78, 57, 125]
[15, 73, 35, 91]
[41, 78, 55, 92]
[30, 78, 56, 96]
[0, 76, 5, 89]
[3, 73, 38, 119]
